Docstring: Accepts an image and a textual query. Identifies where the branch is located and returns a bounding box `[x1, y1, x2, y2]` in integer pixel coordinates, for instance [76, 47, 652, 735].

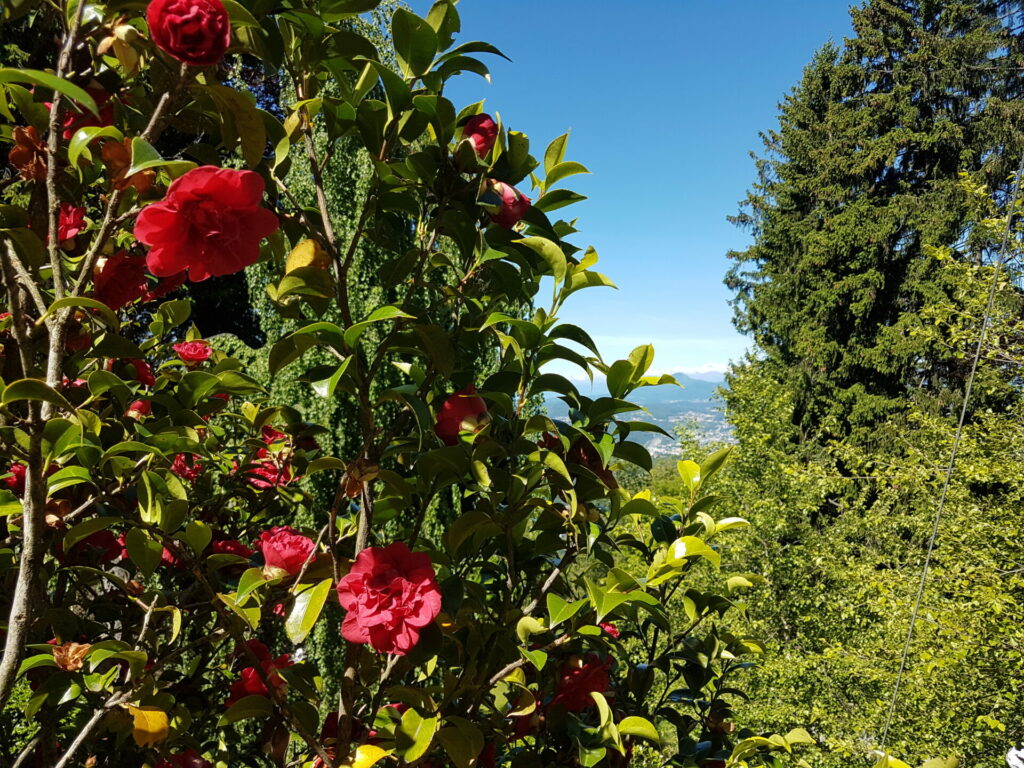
[488, 634, 572, 686]
[1, 238, 49, 317]
[42, 0, 87, 301]
[0, 431, 49, 708]
[51, 691, 127, 768]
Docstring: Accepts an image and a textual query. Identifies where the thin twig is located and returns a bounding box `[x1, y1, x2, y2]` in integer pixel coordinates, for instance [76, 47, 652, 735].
[1, 238, 49, 317]
[488, 634, 573, 686]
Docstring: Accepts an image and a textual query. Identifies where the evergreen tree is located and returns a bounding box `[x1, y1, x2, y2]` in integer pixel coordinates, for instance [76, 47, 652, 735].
[726, 0, 1024, 444]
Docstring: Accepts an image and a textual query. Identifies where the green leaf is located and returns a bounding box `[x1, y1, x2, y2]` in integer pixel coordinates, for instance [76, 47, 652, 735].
[0, 489, 22, 518]
[392, 8, 438, 77]
[42, 296, 120, 330]
[268, 334, 317, 376]
[343, 305, 415, 348]
[783, 728, 816, 746]
[127, 137, 196, 176]
[516, 616, 547, 644]
[534, 188, 587, 213]
[184, 520, 212, 556]
[1, 378, 73, 412]
[0, 68, 98, 114]
[285, 578, 332, 644]
[68, 125, 123, 170]
[18, 654, 57, 676]
[700, 445, 733, 483]
[220, 0, 259, 26]
[125, 528, 162, 578]
[218, 694, 273, 726]
[677, 460, 701, 493]
[590, 690, 614, 728]
[396, 708, 437, 763]
[715, 516, 749, 532]
[546, 593, 586, 628]
[546, 160, 590, 188]
[438, 719, 484, 768]
[515, 236, 567, 285]
[520, 647, 548, 672]
[320, 0, 381, 21]
[235, 567, 269, 604]
[202, 84, 267, 168]
[311, 356, 352, 399]
[544, 132, 569, 174]
[47, 466, 91, 494]
[667, 536, 720, 568]
[617, 716, 660, 744]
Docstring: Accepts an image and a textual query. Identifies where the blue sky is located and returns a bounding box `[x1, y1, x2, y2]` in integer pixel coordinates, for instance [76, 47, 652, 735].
[414, 1, 855, 376]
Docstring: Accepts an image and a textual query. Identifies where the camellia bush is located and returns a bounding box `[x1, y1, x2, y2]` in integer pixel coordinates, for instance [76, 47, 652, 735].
[0, 1, 817, 767]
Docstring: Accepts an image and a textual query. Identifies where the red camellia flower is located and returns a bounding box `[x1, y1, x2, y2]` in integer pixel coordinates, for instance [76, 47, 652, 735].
[434, 385, 489, 446]
[551, 654, 612, 712]
[156, 749, 214, 768]
[4, 463, 27, 496]
[261, 425, 289, 445]
[147, 0, 232, 67]
[170, 453, 203, 482]
[5, 463, 59, 498]
[243, 450, 294, 489]
[72, 530, 126, 563]
[128, 358, 156, 386]
[141, 270, 187, 303]
[173, 340, 212, 364]
[335, 541, 442, 656]
[599, 621, 620, 639]
[134, 166, 279, 282]
[93, 251, 149, 310]
[462, 113, 497, 157]
[126, 398, 151, 420]
[227, 640, 293, 704]
[57, 203, 86, 243]
[257, 526, 315, 578]
[483, 179, 531, 229]
[569, 438, 619, 489]
[209, 538, 255, 558]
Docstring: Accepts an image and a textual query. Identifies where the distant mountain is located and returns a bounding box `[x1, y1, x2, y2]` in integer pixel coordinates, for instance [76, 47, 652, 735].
[543, 373, 732, 456]
[682, 370, 727, 383]
[627, 373, 721, 405]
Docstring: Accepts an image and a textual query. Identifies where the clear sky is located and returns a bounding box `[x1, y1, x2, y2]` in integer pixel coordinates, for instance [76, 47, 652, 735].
[413, 1, 855, 375]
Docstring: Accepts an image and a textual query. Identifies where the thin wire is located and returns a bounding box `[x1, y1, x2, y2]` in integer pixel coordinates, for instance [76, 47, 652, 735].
[879, 149, 1024, 751]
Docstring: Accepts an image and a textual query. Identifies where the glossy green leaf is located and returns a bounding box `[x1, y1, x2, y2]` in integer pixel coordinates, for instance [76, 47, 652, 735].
[396, 708, 437, 762]
[285, 578, 332, 644]
[218, 694, 273, 726]
[392, 8, 438, 77]
[546, 593, 586, 627]
[1, 379, 73, 412]
[515, 237, 567, 285]
[0, 68, 98, 114]
[617, 716, 660, 744]
[343, 305, 415, 348]
[125, 528, 162, 578]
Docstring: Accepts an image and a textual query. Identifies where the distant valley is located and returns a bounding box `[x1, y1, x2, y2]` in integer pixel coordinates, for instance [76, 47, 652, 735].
[543, 372, 732, 457]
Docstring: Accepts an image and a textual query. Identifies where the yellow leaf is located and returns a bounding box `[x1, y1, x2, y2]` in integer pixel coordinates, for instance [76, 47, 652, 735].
[285, 239, 331, 273]
[342, 744, 390, 768]
[128, 705, 169, 748]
